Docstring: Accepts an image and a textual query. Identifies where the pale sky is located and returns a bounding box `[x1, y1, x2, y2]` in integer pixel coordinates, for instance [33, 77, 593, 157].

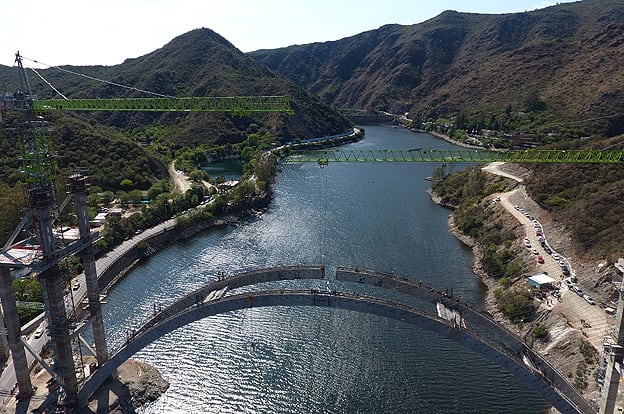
[3, 0, 575, 68]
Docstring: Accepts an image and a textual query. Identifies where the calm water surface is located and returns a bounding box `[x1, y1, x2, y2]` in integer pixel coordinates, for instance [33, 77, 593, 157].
[100, 125, 550, 413]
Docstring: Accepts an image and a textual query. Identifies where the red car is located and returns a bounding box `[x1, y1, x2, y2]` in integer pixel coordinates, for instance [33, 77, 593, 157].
[537, 255, 544, 264]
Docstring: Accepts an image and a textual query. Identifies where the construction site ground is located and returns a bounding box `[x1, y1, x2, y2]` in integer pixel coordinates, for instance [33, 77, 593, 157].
[480, 162, 620, 409]
[1, 358, 168, 414]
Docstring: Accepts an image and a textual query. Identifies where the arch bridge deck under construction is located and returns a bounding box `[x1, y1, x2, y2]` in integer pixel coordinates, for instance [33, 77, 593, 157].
[75, 265, 595, 414]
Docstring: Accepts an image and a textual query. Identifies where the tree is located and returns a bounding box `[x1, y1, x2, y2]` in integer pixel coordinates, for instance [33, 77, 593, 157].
[525, 89, 547, 112]
[120, 178, 134, 191]
[148, 183, 166, 200]
[188, 169, 208, 182]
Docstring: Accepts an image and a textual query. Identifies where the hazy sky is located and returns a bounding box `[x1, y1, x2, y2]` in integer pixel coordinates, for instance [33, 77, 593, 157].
[3, 0, 575, 68]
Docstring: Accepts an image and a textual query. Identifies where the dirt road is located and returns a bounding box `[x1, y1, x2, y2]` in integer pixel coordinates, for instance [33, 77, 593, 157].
[483, 163, 611, 350]
[168, 161, 191, 193]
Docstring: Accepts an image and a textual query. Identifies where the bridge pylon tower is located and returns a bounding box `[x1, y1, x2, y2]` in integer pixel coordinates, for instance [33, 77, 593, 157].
[67, 172, 109, 366]
[0, 50, 294, 406]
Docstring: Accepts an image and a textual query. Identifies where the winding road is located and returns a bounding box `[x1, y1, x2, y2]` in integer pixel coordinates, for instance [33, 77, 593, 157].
[482, 162, 609, 350]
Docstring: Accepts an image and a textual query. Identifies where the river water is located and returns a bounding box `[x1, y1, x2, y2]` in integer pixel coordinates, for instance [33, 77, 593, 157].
[99, 125, 550, 413]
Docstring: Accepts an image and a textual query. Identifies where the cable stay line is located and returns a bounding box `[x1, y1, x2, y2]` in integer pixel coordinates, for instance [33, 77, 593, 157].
[515, 112, 624, 135]
[29, 67, 68, 100]
[21, 55, 175, 99]
[8, 55, 294, 116]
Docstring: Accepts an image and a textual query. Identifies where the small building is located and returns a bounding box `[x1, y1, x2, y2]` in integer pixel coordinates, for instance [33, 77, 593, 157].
[108, 208, 123, 217]
[90, 212, 108, 227]
[528, 273, 556, 289]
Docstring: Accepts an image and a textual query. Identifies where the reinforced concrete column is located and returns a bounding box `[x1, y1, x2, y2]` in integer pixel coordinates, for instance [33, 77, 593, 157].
[39, 265, 78, 404]
[79, 253, 108, 365]
[0, 300, 11, 364]
[0, 266, 32, 399]
[68, 173, 109, 365]
[600, 271, 624, 414]
[31, 183, 78, 405]
[599, 345, 624, 414]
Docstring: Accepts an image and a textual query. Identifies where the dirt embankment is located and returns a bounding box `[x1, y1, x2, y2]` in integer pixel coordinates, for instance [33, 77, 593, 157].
[3, 359, 168, 414]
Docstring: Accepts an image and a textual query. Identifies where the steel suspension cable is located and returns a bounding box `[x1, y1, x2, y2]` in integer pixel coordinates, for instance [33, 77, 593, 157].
[29, 67, 68, 100]
[22, 56, 176, 99]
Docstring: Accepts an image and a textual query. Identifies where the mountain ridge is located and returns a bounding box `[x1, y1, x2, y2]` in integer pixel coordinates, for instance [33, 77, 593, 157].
[250, 0, 624, 137]
[1, 28, 353, 148]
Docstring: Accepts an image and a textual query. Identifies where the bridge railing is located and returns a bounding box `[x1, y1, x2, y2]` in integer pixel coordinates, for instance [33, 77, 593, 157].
[335, 267, 593, 413]
[283, 149, 624, 164]
[126, 266, 325, 346]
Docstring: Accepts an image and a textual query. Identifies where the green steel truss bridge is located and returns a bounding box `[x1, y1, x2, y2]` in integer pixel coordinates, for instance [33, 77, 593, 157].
[31, 96, 294, 116]
[283, 148, 624, 165]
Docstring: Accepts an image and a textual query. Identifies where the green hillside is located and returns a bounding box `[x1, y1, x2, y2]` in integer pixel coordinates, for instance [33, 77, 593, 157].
[0, 28, 353, 244]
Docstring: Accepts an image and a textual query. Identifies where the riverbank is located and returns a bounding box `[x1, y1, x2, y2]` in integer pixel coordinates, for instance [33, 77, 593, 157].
[428, 161, 618, 407]
[1, 359, 168, 414]
[416, 128, 484, 150]
[393, 116, 484, 150]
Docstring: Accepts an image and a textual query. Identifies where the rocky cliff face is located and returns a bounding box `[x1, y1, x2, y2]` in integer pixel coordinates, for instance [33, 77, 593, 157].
[250, 1, 624, 135]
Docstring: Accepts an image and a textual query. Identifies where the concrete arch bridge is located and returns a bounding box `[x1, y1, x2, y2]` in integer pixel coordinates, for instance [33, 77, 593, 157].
[76, 266, 594, 414]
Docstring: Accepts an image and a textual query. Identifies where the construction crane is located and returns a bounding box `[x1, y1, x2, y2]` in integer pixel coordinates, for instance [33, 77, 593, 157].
[0, 50, 294, 406]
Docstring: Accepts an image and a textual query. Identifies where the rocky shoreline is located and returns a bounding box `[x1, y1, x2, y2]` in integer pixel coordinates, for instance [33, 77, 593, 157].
[427, 188, 498, 314]
[2, 359, 169, 414]
[427, 163, 621, 408]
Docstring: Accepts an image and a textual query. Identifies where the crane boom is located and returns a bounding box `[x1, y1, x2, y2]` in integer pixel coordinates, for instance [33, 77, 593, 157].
[29, 96, 294, 116]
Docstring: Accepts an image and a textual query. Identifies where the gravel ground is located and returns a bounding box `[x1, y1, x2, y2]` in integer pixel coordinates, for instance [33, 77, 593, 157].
[1, 359, 169, 414]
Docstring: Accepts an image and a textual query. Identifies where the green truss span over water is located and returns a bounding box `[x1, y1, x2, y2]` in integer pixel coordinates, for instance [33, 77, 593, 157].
[32, 96, 294, 116]
[284, 149, 624, 164]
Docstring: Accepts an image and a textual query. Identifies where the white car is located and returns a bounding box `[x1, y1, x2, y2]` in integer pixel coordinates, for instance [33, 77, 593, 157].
[552, 253, 560, 260]
[583, 294, 595, 305]
[34, 328, 44, 339]
[72, 282, 80, 291]
[531, 247, 539, 255]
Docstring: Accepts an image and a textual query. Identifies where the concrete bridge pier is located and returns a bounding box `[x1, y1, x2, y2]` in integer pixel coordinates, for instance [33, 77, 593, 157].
[599, 344, 624, 414]
[0, 294, 11, 365]
[39, 265, 78, 404]
[0, 266, 32, 399]
[31, 185, 78, 405]
[68, 173, 109, 366]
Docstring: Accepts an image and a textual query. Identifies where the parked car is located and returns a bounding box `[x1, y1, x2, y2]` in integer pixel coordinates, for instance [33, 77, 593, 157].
[34, 328, 44, 339]
[573, 285, 583, 296]
[537, 255, 544, 264]
[562, 267, 570, 276]
[552, 253, 560, 260]
[531, 247, 539, 255]
[583, 294, 595, 305]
